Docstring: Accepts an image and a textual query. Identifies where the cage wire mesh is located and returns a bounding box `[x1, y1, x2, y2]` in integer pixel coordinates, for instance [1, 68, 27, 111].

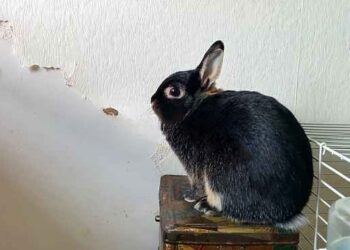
[300, 124, 350, 250]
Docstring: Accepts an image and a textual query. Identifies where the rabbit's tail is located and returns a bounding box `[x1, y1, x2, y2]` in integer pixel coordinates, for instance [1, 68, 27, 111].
[275, 214, 308, 231]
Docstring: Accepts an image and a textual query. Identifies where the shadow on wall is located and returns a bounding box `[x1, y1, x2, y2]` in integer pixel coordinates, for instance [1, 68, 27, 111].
[0, 176, 84, 250]
[0, 38, 174, 249]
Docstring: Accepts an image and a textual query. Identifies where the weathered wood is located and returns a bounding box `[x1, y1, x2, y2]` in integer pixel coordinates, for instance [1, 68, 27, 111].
[158, 175, 299, 249]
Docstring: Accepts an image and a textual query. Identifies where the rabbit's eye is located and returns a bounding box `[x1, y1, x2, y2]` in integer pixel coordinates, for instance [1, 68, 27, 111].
[164, 86, 185, 99]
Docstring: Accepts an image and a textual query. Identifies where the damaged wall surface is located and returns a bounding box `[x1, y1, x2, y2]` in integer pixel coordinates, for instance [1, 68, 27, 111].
[1, 0, 350, 123]
[0, 1, 350, 250]
[0, 35, 163, 250]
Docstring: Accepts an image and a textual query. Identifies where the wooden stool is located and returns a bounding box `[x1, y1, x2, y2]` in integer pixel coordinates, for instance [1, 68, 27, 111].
[157, 175, 299, 250]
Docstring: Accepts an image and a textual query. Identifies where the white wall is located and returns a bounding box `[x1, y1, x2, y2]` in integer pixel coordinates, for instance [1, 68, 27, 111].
[1, 0, 349, 123]
[0, 36, 165, 250]
[0, 1, 349, 250]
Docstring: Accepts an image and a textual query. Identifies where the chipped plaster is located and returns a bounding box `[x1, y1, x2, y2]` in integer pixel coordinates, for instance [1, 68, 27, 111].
[0, 1, 349, 124]
[0, 35, 162, 250]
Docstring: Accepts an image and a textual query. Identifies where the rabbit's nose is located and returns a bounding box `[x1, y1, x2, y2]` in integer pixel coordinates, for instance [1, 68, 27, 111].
[151, 99, 160, 112]
[151, 100, 159, 109]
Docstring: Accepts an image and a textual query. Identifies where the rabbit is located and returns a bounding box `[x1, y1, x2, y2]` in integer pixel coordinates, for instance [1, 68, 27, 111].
[151, 41, 313, 230]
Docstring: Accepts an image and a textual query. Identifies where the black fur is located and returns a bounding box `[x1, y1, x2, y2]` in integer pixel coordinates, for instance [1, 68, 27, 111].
[151, 41, 313, 226]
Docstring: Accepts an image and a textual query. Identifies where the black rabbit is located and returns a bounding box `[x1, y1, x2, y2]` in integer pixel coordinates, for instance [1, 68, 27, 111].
[151, 41, 313, 230]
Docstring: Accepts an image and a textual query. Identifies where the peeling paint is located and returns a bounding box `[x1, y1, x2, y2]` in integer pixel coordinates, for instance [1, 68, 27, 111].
[0, 38, 162, 250]
[2, 1, 350, 124]
[103, 107, 119, 117]
[0, 20, 12, 40]
[29, 64, 40, 72]
[63, 62, 77, 87]
[43, 66, 60, 71]
[29, 64, 61, 72]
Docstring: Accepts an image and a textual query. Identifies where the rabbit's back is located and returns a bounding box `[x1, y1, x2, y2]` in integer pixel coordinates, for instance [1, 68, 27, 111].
[168, 90, 313, 224]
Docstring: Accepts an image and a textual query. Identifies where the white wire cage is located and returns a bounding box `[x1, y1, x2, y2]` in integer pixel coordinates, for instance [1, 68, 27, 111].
[300, 123, 350, 250]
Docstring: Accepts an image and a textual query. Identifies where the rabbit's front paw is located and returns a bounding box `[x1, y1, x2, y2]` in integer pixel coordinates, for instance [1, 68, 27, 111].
[183, 185, 205, 203]
[183, 188, 198, 203]
[194, 197, 220, 216]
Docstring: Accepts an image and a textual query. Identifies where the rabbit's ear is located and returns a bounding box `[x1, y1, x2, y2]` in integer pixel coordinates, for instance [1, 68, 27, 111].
[197, 41, 224, 89]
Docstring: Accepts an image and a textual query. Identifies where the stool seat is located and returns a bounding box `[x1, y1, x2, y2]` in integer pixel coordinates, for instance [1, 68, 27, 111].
[158, 175, 299, 249]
